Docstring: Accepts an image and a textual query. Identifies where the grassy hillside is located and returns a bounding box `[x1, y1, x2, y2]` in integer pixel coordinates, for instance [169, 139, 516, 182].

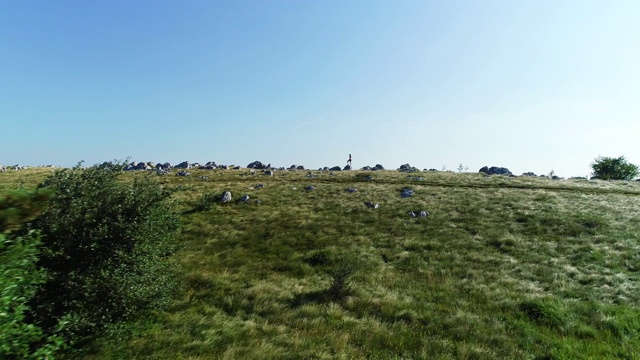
[2, 168, 640, 359]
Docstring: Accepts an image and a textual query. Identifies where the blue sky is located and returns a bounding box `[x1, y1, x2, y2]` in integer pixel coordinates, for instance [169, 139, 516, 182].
[1, 1, 639, 177]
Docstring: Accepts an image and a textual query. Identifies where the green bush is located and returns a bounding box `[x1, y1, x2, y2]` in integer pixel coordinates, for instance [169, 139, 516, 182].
[0, 190, 51, 234]
[591, 156, 639, 180]
[29, 163, 181, 348]
[1, 189, 64, 359]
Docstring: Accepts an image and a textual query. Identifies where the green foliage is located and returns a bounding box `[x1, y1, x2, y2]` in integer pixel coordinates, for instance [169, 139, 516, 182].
[4, 167, 640, 358]
[0, 190, 51, 234]
[326, 254, 364, 302]
[191, 192, 220, 212]
[591, 156, 639, 180]
[0, 232, 65, 359]
[0, 191, 63, 359]
[29, 163, 181, 349]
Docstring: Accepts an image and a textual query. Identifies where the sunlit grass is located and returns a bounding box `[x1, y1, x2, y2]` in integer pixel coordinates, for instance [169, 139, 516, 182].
[3, 167, 640, 359]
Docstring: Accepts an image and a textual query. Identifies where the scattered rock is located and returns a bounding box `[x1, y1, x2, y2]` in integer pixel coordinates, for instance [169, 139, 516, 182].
[343, 165, 351, 171]
[330, 166, 342, 171]
[156, 169, 170, 175]
[305, 185, 316, 191]
[479, 166, 512, 176]
[409, 210, 429, 217]
[263, 170, 274, 176]
[221, 191, 232, 203]
[219, 165, 228, 170]
[255, 199, 261, 204]
[360, 166, 372, 171]
[232, 166, 241, 170]
[401, 188, 414, 198]
[364, 201, 379, 209]
[254, 184, 265, 189]
[240, 194, 250, 203]
[521, 172, 537, 177]
[176, 170, 190, 176]
[346, 187, 358, 193]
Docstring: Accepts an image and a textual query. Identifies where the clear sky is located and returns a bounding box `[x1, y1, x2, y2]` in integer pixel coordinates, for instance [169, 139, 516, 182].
[1, 1, 639, 177]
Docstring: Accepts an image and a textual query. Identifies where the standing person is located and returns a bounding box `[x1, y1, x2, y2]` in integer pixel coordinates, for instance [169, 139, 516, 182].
[347, 154, 352, 169]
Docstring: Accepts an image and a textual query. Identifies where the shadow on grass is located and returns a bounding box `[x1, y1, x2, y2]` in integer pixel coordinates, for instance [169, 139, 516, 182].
[291, 287, 353, 307]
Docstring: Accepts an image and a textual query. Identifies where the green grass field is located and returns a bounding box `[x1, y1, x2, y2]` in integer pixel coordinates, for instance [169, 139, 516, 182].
[2, 168, 640, 359]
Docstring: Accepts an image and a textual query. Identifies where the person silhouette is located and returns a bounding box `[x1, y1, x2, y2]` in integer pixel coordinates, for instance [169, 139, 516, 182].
[347, 154, 352, 168]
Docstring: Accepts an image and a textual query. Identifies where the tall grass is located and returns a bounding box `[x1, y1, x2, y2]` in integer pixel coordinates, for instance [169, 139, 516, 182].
[3, 168, 639, 359]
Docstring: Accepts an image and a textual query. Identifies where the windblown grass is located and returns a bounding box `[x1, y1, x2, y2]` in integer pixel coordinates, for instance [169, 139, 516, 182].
[2, 168, 639, 359]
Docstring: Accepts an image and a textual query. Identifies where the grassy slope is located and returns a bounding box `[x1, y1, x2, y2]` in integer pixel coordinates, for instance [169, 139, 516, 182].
[2, 168, 640, 359]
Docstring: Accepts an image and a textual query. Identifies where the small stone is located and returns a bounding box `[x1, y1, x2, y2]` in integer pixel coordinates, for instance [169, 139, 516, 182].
[240, 195, 250, 202]
[305, 185, 316, 191]
[221, 191, 232, 203]
[419, 211, 430, 217]
[408, 211, 416, 217]
[401, 188, 414, 198]
[346, 188, 358, 193]
[254, 184, 265, 189]
[255, 199, 261, 204]
[365, 201, 380, 209]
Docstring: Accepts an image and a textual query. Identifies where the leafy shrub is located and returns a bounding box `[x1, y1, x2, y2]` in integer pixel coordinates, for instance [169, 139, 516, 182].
[0, 190, 51, 234]
[29, 163, 181, 348]
[1, 190, 64, 359]
[191, 192, 220, 212]
[591, 156, 639, 180]
[326, 254, 365, 302]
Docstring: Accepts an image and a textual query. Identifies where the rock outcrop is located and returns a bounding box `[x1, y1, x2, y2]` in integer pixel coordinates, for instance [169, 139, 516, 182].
[479, 166, 512, 176]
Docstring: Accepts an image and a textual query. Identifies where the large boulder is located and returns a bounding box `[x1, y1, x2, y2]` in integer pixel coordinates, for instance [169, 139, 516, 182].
[343, 165, 351, 171]
[479, 166, 512, 176]
[175, 161, 191, 169]
[247, 161, 267, 169]
[330, 166, 342, 171]
[398, 164, 419, 172]
[374, 164, 385, 171]
[135, 162, 150, 170]
[200, 161, 217, 170]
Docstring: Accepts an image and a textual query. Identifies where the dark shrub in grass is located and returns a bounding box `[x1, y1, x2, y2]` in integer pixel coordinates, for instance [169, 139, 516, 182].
[29, 162, 181, 350]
